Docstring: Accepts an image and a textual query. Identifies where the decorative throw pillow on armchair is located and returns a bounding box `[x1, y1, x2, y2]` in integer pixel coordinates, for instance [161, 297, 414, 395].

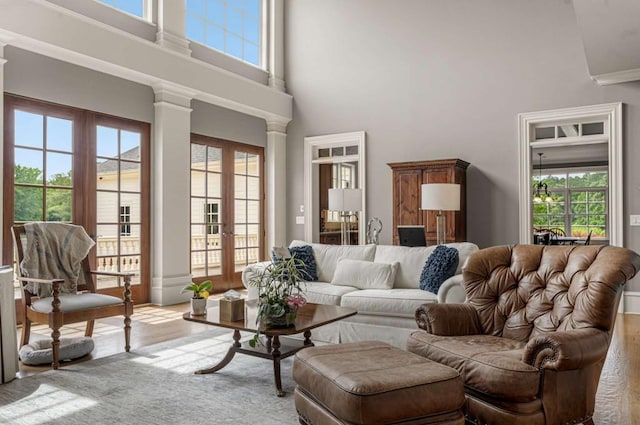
[419, 245, 459, 294]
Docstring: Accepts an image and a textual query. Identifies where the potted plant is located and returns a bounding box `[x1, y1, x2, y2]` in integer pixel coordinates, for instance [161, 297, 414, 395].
[248, 256, 307, 347]
[182, 280, 213, 315]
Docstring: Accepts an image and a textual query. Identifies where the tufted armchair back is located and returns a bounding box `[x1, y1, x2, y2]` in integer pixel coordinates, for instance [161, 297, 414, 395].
[462, 244, 640, 343]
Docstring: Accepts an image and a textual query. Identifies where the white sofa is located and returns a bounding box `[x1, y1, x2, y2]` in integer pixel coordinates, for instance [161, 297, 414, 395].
[241, 240, 479, 348]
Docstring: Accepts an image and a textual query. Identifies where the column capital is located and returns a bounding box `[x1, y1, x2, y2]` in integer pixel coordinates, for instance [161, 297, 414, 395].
[152, 81, 196, 109]
[266, 118, 289, 134]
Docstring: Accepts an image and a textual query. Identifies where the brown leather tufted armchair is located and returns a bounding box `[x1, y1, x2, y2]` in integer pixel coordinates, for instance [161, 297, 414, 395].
[407, 245, 640, 425]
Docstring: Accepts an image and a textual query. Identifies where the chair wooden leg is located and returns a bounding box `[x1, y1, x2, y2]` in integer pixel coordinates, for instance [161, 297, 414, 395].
[51, 327, 61, 370]
[21, 318, 31, 346]
[85, 320, 95, 337]
[124, 314, 131, 352]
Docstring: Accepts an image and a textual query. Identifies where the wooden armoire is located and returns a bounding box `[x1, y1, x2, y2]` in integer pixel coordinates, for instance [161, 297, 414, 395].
[388, 159, 469, 245]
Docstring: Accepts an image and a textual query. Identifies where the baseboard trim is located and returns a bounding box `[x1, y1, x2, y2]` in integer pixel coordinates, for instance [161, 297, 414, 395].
[622, 291, 640, 314]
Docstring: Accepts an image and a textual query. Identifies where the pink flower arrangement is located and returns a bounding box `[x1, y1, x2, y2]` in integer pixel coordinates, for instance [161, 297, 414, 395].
[286, 294, 307, 309]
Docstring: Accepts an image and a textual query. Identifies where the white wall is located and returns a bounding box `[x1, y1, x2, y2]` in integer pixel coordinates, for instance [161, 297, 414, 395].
[283, 0, 640, 290]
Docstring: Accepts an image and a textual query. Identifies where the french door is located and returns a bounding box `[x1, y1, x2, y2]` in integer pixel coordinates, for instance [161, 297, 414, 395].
[190, 134, 264, 291]
[3, 94, 150, 303]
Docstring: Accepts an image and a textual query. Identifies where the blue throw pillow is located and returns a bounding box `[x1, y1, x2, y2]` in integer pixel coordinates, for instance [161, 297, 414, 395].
[419, 245, 459, 294]
[288, 245, 319, 281]
[271, 245, 318, 282]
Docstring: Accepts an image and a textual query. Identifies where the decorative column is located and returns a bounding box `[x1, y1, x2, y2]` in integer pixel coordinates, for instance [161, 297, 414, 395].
[0, 43, 6, 261]
[156, 0, 191, 56]
[267, 0, 285, 91]
[151, 83, 195, 305]
[266, 119, 288, 251]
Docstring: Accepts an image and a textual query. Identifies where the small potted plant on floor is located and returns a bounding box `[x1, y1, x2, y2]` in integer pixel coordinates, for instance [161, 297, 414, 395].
[182, 280, 213, 315]
[248, 256, 306, 347]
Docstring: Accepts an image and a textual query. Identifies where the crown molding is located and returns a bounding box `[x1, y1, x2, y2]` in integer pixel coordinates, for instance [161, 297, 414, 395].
[591, 68, 640, 85]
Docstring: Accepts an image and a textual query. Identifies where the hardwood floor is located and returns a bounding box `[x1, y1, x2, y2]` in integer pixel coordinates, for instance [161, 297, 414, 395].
[14, 307, 640, 424]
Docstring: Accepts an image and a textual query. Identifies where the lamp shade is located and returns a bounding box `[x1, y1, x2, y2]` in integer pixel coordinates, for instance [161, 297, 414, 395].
[421, 184, 460, 211]
[328, 188, 362, 211]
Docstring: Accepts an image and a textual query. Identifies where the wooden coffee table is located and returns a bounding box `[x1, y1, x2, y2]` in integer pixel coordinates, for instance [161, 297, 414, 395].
[183, 300, 357, 396]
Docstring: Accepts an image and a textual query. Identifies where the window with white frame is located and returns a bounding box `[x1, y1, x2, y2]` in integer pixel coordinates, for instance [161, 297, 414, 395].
[97, 0, 144, 18]
[532, 167, 608, 239]
[185, 0, 262, 66]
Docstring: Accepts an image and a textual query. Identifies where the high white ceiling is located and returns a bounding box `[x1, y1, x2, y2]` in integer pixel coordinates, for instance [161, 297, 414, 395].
[573, 0, 640, 83]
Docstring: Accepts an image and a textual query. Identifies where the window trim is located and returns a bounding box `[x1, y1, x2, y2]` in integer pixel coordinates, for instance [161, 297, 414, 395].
[518, 103, 623, 246]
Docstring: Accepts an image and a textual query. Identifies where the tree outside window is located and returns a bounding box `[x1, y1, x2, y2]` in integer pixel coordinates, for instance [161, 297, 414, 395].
[533, 169, 608, 239]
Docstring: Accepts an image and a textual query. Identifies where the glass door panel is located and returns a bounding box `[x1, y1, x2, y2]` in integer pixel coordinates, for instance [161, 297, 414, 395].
[95, 124, 143, 293]
[233, 149, 261, 273]
[190, 143, 224, 282]
[3, 95, 150, 302]
[190, 137, 263, 290]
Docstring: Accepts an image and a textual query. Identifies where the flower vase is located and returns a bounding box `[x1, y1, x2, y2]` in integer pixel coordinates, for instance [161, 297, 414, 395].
[190, 297, 207, 316]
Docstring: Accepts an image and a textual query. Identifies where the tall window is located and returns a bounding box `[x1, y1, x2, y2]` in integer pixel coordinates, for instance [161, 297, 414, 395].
[97, 0, 144, 18]
[533, 168, 608, 239]
[186, 0, 262, 66]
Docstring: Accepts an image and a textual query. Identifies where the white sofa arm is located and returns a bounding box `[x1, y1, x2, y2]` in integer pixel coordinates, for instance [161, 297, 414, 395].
[241, 260, 272, 300]
[437, 274, 466, 304]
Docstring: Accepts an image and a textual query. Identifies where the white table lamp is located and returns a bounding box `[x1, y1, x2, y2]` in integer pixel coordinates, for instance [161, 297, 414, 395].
[328, 188, 362, 245]
[421, 183, 460, 245]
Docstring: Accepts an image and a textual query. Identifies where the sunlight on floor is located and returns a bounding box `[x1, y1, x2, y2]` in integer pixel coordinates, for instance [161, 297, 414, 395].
[0, 384, 97, 425]
[131, 333, 252, 373]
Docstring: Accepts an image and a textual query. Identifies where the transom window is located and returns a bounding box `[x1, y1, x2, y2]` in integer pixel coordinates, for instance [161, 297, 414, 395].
[97, 0, 145, 18]
[186, 0, 262, 66]
[533, 168, 608, 239]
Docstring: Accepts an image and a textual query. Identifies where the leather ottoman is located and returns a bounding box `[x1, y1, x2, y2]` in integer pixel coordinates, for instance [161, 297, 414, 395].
[293, 341, 464, 425]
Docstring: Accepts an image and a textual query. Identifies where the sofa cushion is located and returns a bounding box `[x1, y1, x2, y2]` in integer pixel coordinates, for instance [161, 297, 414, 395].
[331, 259, 398, 290]
[406, 332, 539, 402]
[289, 240, 376, 283]
[340, 289, 437, 318]
[374, 243, 479, 289]
[302, 281, 359, 306]
[373, 245, 434, 289]
[419, 245, 459, 294]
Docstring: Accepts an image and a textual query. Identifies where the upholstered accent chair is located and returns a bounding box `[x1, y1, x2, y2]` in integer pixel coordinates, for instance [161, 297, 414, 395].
[407, 245, 640, 425]
[13, 223, 134, 369]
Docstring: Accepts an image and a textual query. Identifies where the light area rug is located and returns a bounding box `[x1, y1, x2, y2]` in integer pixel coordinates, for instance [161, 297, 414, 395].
[0, 329, 300, 425]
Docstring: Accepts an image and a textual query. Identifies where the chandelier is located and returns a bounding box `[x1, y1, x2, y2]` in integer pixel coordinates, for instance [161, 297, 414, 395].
[533, 153, 553, 203]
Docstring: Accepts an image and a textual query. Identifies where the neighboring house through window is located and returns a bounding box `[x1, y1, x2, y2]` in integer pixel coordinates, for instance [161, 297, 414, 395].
[120, 205, 131, 236]
[185, 0, 262, 66]
[206, 202, 220, 235]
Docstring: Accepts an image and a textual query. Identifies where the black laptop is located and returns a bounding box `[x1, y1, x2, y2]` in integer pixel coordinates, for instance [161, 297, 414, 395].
[397, 225, 427, 247]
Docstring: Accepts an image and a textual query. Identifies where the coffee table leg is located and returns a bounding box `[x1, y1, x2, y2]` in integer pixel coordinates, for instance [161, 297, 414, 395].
[195, 329, 241, 375]
[303, 330, 314, 347]
[272, 335, 284, 397]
